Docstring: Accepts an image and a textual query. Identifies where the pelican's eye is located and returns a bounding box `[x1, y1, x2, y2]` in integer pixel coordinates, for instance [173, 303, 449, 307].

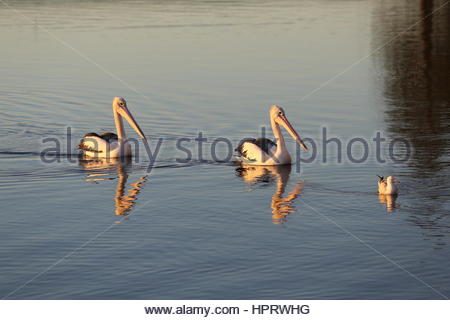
[119, 102, 125, 107]
[278, 111, 283, 116]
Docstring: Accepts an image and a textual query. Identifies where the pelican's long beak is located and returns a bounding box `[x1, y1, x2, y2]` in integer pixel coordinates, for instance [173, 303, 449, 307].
[118, 106, 146, 141]
[278, 114, 308, 151]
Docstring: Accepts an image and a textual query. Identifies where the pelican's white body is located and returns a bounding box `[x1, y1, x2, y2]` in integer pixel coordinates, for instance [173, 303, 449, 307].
[238, 142, 291, 165]
[81, 137, 132, 158]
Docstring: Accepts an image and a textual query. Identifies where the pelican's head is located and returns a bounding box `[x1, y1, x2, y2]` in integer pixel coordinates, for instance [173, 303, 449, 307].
[112, 97, 146, 140]
[270, 105, 308, 151]
[386, 176, 400, 184]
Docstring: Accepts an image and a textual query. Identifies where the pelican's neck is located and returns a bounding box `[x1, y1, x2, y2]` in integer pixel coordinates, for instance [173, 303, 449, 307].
[113, 109, 126, 141]
[270, 114, 287, 155]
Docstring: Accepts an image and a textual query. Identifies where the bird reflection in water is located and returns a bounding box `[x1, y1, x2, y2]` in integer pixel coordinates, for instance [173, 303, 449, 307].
[236, 165, 303, 224]
[79, 157, 148, 220]
[378, 194, 399, 213]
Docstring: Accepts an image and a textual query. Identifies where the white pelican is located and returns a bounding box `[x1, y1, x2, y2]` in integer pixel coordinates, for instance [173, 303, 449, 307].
[377, 175, 400, 195]
[235, 105, 308, 165]
[78, 97, 146, 158]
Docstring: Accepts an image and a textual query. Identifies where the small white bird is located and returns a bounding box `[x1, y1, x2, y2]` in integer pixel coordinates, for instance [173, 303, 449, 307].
[377, 175, 400, 195]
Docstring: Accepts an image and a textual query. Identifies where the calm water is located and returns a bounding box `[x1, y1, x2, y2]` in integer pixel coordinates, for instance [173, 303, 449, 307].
[0, 0, 449, 299]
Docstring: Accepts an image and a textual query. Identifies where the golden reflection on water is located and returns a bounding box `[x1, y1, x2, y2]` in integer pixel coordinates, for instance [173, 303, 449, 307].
[378, 194, 399, 213]
[236, 165, 303, 224]
[79, 157, 148, 219]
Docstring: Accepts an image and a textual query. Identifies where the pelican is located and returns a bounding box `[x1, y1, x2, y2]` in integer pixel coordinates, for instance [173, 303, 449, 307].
[78, 97, 146, 158]
[377, 175, 400, 195]
[235, 105, 308, 165]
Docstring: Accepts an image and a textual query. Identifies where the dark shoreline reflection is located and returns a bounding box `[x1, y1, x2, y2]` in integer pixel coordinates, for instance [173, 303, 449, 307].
[372, 0, 450, 246]
[236, 165, 303, 224]
[79, 157, 148, 220]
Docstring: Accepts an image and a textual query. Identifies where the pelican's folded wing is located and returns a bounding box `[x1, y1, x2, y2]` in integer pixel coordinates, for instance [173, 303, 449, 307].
[235, 138, 276, 162]
[78, 133, 109, 154]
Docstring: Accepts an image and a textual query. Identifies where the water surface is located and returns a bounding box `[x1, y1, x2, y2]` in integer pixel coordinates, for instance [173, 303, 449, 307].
[0, 0, 449, 299]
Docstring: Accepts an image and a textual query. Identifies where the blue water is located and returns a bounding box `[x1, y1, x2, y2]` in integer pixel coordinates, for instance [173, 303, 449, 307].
[0, 0, 449, 299]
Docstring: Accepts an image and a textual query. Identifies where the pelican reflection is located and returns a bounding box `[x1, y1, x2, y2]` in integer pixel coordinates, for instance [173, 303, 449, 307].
[79, 157, 148, 218]
[236, 165, 303, 224]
